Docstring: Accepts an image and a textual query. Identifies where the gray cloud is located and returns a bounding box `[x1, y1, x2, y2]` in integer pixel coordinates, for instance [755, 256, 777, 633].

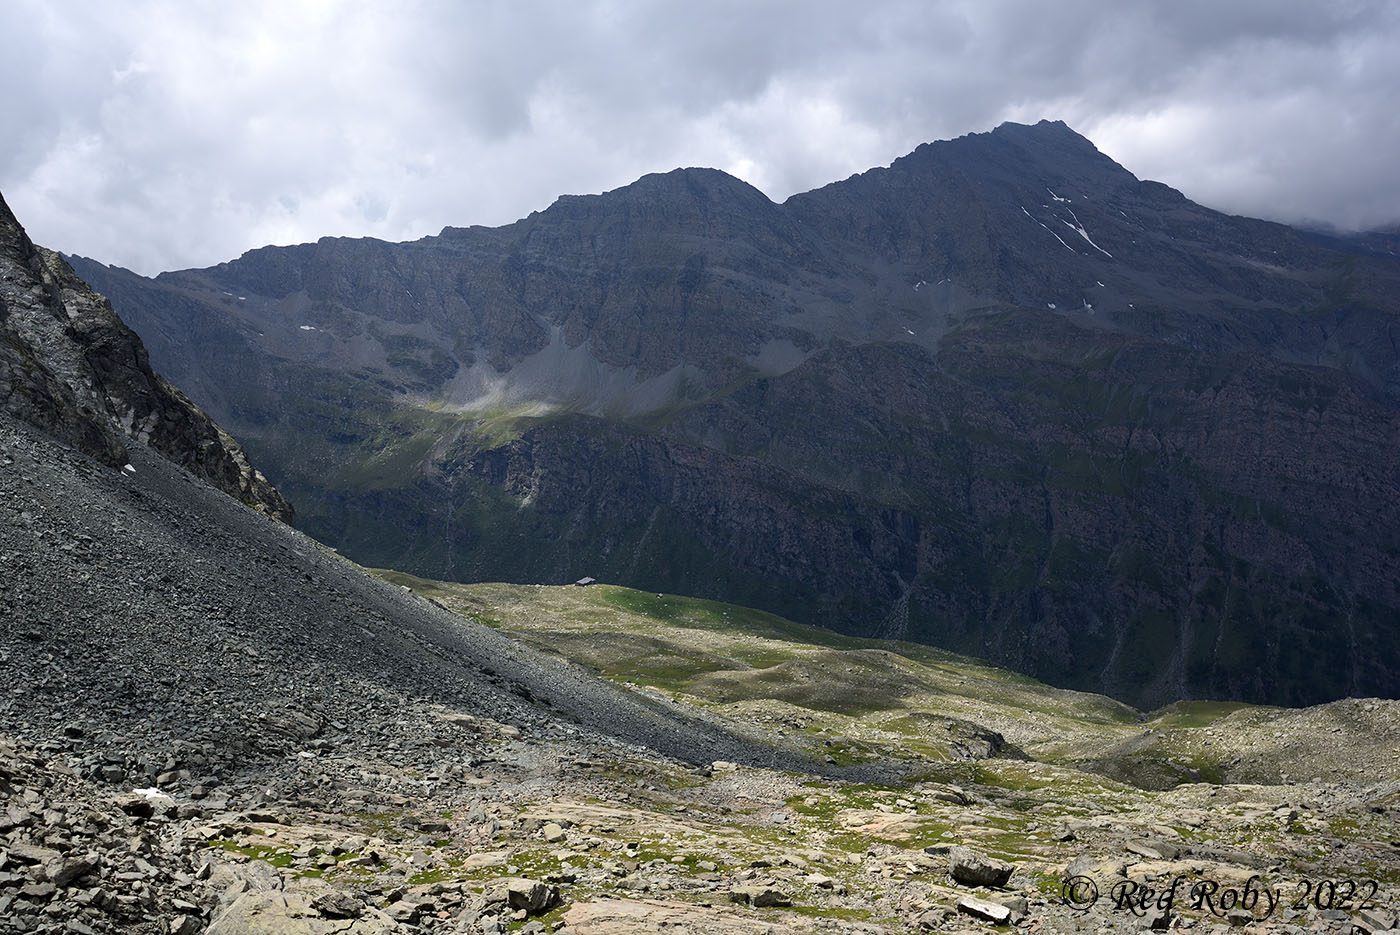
[2, 0, 1396, 275]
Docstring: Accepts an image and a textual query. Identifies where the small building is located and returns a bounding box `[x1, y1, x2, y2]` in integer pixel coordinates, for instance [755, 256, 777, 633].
[574, 576, 597, 587]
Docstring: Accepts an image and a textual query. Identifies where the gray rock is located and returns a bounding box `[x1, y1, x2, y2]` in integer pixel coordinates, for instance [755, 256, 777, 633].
[504, 878, 559, 915]
[728, 886, 791, 908]
[19, 881, 57, 900]
[1227, 906, 1255, 926]
[956, 895, 1011, 923]
[7, 843, 61, 865]
[1361, 908, 1398, 932]
[311, 891, 365, 919]
[1126, 838, 1182, 861]
[43, 853, 97, 888]
[169, 916, 202, 935]
[915, 908, 949, 931]
[997, 894, 1028, 923]
[385, 901, 421, 923]
[114, 792, 157, 818]
[947, 846, 1014, 888]
[206, 890, 398, 934]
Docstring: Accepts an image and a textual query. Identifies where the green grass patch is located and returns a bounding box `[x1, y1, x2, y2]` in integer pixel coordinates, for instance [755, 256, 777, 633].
[1146, 700, 1258, 730]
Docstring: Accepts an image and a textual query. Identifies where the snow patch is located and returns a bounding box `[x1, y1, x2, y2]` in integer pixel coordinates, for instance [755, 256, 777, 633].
[121, 463, 136, 475]
[905, 328, 916, 335]
[132, 787, 171, 800]
[1047, 188, 1070, 203]
[914, 280, 927, 291]
[1060, 207, 1113, 258]
[299, 325, 317, 331]
[1022, 207, 1076, 254]
[1047, 303, 1057, 310]
[1096, 281, 1105, 287]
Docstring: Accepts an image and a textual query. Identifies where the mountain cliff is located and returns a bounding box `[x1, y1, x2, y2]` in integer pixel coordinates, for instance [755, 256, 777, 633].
[69, 121, 1400, 708]
[0, 192, 292, 522]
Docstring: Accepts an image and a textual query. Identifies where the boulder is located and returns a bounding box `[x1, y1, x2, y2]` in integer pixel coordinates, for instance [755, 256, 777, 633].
[956, 895, 1011, 923]
[947, 846, 1014, 888]
[44, 853, 98, 888]
[505, 877, 560, 915]
[310, 891, 364, 919]
[728, 886, 791, 908]
[1125, 838, 1181, 861]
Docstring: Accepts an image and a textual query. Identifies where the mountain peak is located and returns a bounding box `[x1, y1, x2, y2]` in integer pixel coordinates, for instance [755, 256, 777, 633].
[987, 118, 1106, 158]
[551, 165, 773, 214]
[522, 164, 787, 250]
[992, 117, 1078, 137]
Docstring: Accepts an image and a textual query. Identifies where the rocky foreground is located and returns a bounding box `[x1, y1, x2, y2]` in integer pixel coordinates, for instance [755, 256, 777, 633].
[3, 411, 1400, 934]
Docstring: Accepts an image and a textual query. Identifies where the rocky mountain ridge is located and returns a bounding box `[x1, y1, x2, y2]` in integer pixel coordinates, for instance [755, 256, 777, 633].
[0, 192, 291, 522]
[68, 121, 1400, 708]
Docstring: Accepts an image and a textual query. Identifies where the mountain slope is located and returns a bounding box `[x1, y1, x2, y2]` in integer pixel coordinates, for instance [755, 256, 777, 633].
[69, 121, 1400, 708]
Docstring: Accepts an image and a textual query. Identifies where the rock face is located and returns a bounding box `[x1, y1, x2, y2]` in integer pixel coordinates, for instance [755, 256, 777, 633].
[69, 121, 1400, 708]
[0, 191, 291, 523]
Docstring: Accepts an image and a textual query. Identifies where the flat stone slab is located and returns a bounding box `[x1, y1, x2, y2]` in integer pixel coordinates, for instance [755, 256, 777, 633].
[206, 890, 399, 934]
[461, 850, 511, 869]
[957, 895, 1012, 923]
[835, 808, 928, 840]
[517, 801, 697, 836]
[564, 897, 824, 933]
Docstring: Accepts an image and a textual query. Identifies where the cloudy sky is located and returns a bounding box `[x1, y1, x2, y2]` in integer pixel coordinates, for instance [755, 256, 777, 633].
[3, 0, 1398, 276]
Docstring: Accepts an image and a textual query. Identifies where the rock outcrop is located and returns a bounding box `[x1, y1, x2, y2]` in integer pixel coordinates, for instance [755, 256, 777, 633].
[0, 191, 291, 522]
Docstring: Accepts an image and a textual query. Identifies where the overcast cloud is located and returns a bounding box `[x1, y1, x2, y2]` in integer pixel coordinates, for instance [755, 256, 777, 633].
[2, 0, 1397, 276]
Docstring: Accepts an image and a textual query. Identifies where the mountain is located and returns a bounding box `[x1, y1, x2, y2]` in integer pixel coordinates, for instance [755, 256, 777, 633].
[69, 120, 1400, 710]
[1, 192, 292, 522]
